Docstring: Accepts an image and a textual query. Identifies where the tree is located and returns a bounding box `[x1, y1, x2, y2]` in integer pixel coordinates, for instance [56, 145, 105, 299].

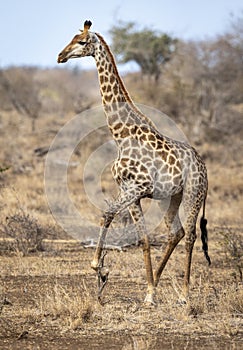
[110, 21, 177, 81]
[0, 68, 41, 132]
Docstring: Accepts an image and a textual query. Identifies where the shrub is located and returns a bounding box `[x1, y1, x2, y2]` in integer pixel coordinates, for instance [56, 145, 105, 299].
[1, 209, 45, 256]
[219, 226, 243, 282]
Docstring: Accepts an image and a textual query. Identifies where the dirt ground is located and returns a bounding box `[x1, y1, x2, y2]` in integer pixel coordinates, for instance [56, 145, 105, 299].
[0, 236, 242, 350]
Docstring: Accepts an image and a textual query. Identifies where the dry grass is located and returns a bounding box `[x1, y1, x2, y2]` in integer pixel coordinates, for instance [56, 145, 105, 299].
[0, 110, 242, 348]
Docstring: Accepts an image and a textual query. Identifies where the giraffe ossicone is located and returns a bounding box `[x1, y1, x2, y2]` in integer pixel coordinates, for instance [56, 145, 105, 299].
[57, 20, 211, 305]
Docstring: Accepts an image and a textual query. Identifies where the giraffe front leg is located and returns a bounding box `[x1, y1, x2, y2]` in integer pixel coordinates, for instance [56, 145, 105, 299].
[91, 245, 109, 305]
[91, 213, 113, 270]
[90, 245, 103, 271]
[91, 191, 139, 303]
[91, 216, 113, 303]
[183, 233, 196, 300]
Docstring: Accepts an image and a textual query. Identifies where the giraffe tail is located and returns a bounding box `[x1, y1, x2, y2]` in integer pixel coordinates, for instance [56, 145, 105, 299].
[200, 197, 211, 266]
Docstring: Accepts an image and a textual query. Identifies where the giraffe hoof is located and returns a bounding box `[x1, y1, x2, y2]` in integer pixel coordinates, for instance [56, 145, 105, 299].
[176, 297, 187, 305]
[91, 260, 99, 271]
[99, 267, 109, 282]
[144, 293, 156, 306]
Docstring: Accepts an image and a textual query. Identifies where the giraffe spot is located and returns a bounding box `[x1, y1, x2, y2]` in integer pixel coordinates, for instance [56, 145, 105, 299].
[121, 139, 130, 148]
[110, 75, 115, 84]
[121, 158, 129, 165]
[100, 75, 104, 84]
[117, 95, 126, 103]
[161, 150, 168, 161]
[126, 114, 134, 124]
[164, 143, 170, 151]
[104, 94, 112, 102]
[150, 141, 157, 148]
[142, 156, 151, 163]
[104, 105, 112, 113]
[140, 164, 148, 173]
[108, 113, 118, 124]
[117, 165, 122, 174]
[107, 85, 111, 93]
[99, 66, 104, 74]
[120, 128, 130, 138]
[141, 125, 149, 133]
[173, 166, 180, 175]
[137, 174, 147, 181]
[122, 169, 128, 178]
[113, 122, 122, 131]
[127, 173, 135, 180]
[148, 134, 156, 142]
[129, 159, 136, 167]
[113, 85, 118, 95]
[131, 125, 138, 134]
[168, 155, 176, 165]
[175, 160, 182, 172]
[140, 134, 147, 142]
[141, 147, 148, 156]
[122, 148, 130, 156]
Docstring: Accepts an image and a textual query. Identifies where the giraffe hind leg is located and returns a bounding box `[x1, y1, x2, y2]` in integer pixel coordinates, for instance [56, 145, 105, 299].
[153, 193, 184, 287]
[183, 223, 197, 299]
[129, 201, 155, 304]
[182, 198, 204, 299]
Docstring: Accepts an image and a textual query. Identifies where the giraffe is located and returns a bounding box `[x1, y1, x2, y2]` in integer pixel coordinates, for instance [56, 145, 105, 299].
[57, 20, 211, 305]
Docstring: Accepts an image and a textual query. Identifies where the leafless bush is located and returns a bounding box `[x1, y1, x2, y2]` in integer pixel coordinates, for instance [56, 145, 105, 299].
[1, 209, 45, 256]
[218, 226, 243, 282]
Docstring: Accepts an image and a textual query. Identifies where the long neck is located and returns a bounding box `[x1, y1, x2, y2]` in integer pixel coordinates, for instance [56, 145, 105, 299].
[94, 33, 157, 137]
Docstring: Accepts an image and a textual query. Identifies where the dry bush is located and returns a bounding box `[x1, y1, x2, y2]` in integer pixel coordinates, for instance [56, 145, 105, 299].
[219, 284, 243, 316]
[1, 209, 45, 256]
[218, 227, 243, 282]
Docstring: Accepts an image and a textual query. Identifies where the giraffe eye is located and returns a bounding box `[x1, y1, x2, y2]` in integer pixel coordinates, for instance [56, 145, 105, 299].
[78, 41, 86, 45]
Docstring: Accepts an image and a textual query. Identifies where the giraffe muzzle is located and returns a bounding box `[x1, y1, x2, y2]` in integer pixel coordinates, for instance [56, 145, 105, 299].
[57, 53, 68, 63]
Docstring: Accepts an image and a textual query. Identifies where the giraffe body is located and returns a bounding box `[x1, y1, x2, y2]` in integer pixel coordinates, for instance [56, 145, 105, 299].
[58, 21, 210, 304]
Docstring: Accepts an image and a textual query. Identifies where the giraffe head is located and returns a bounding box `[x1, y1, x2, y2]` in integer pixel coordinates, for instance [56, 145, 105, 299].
[57, 20, 98, 63]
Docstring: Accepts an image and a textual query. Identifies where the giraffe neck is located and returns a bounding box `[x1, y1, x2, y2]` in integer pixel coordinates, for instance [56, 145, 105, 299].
[94, 33, 157, 139]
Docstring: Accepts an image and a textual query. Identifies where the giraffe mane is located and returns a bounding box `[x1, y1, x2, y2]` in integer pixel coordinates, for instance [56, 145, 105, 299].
[95, 32, 158, 130]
